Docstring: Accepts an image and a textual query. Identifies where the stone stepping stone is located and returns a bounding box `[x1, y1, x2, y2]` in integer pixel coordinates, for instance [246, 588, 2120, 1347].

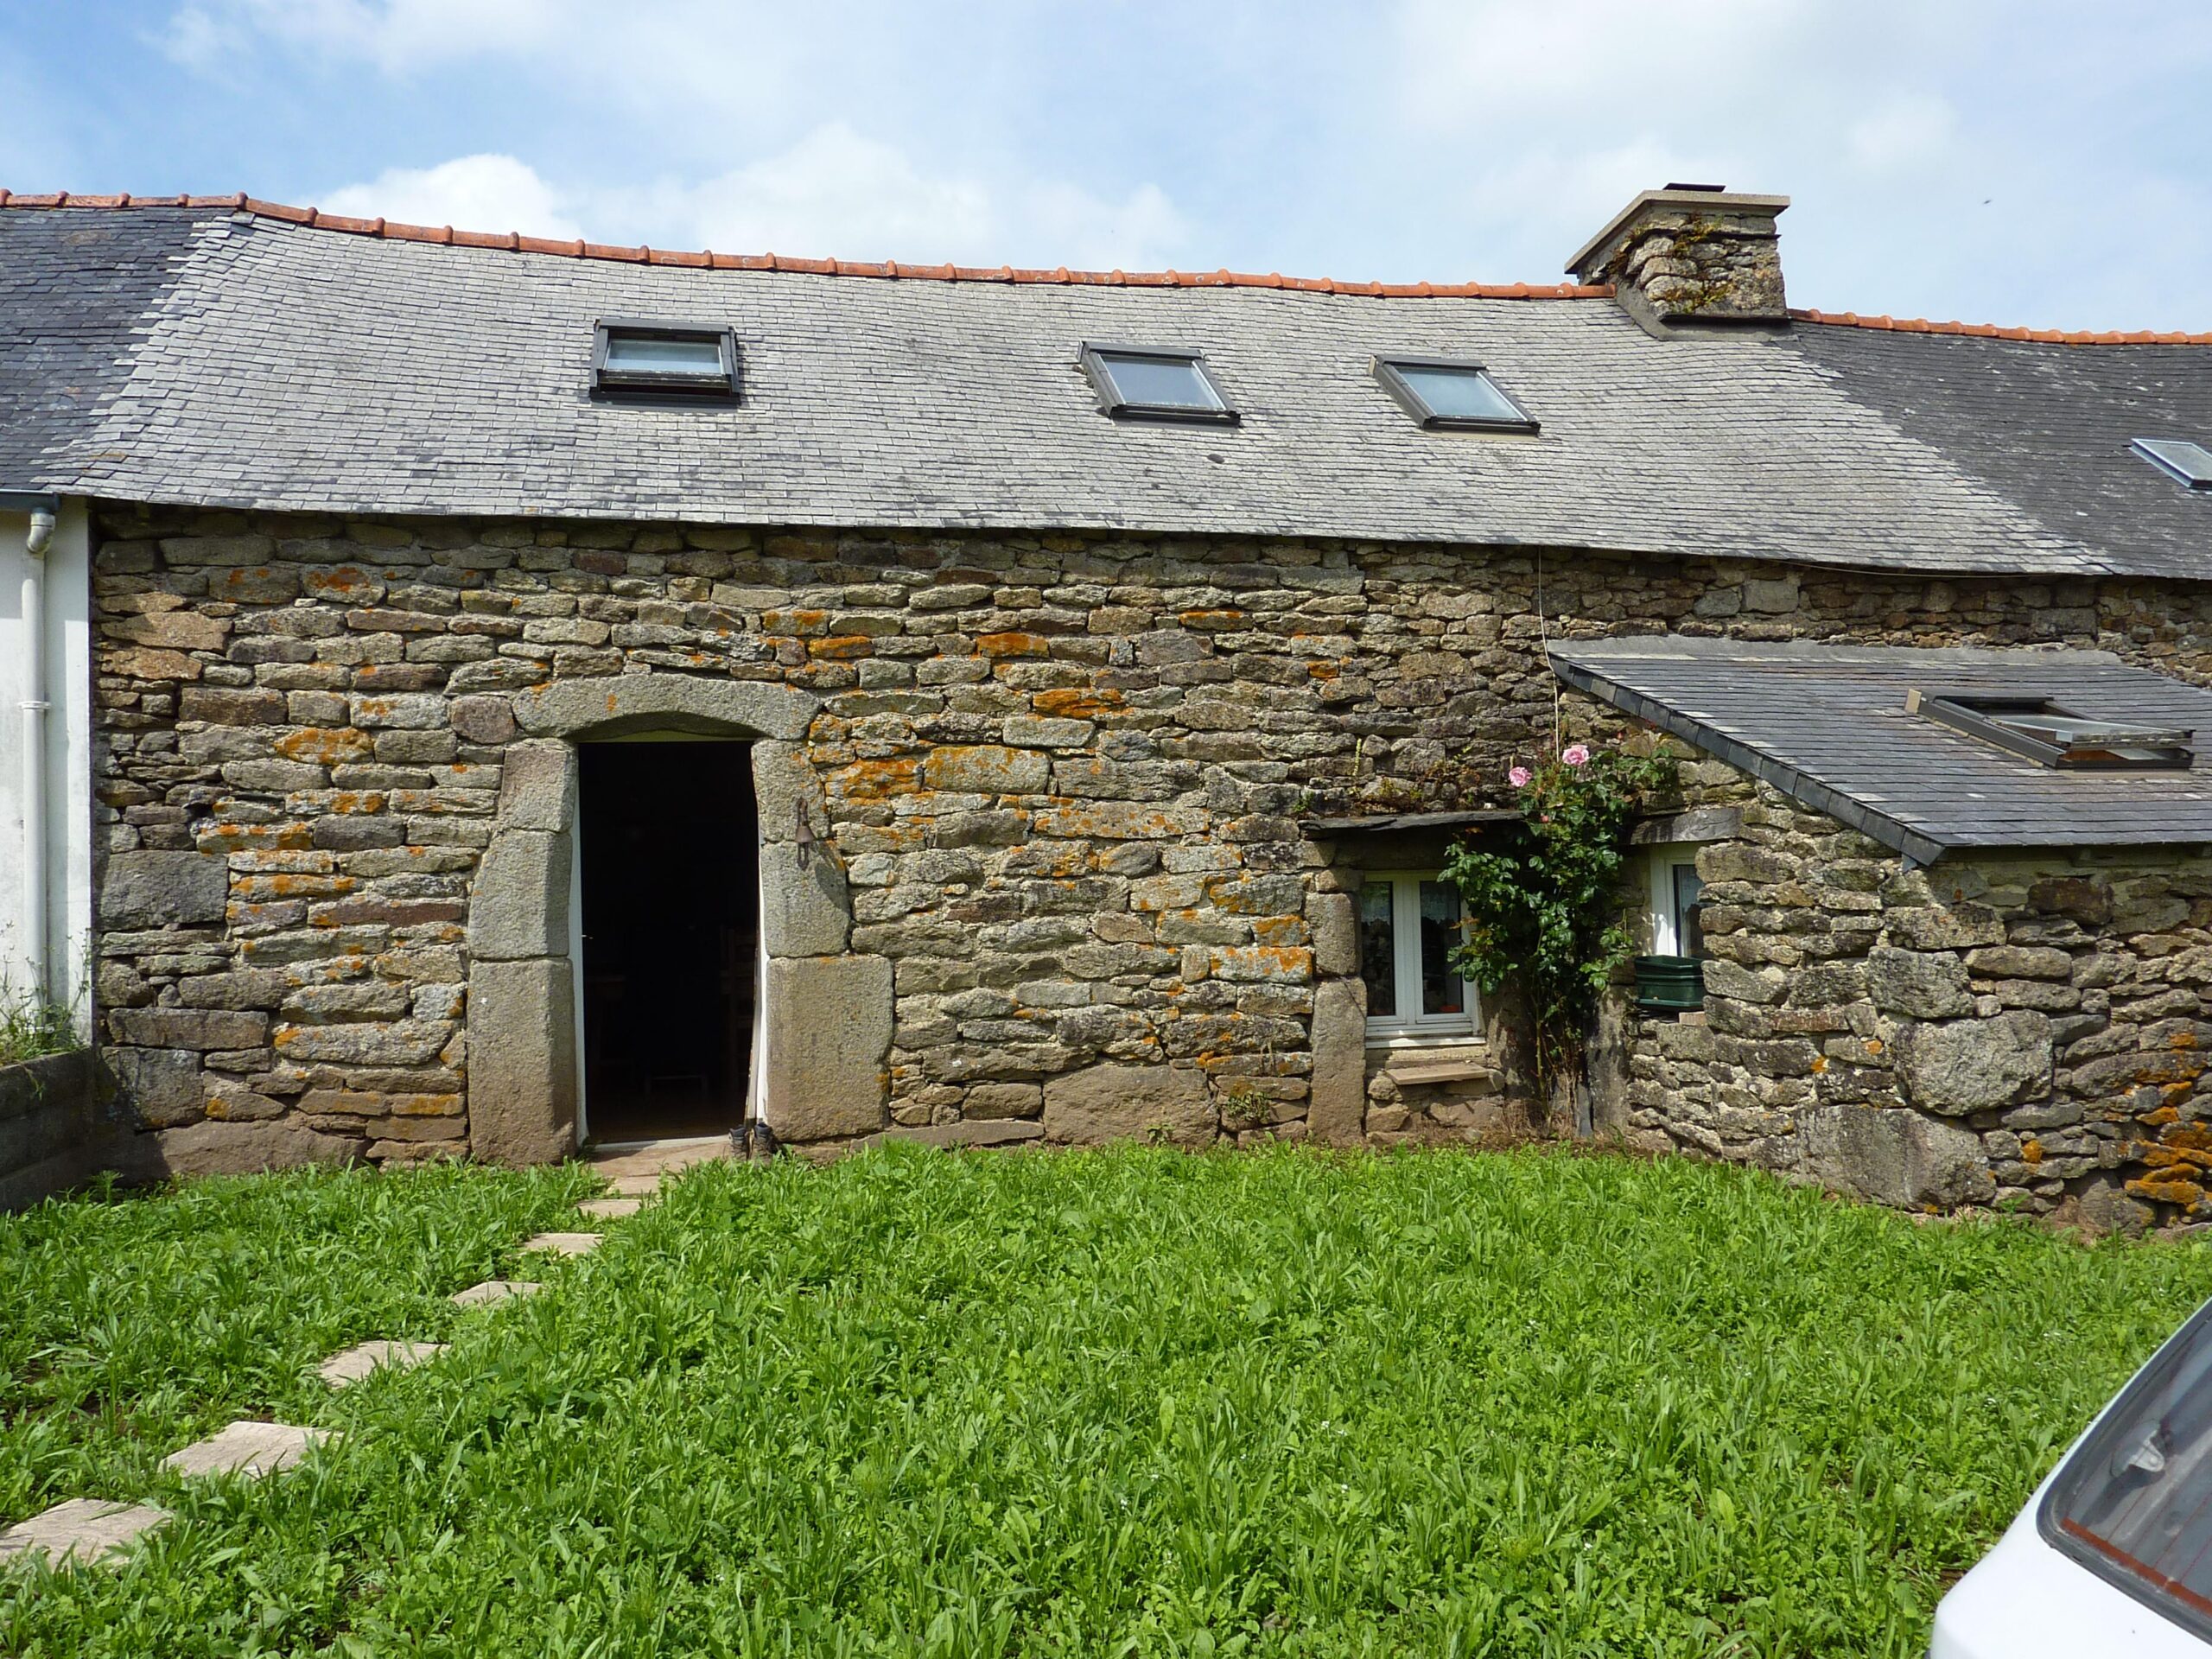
[577, 1197, 643, 1219]
[317, 1340, 448, 1388]
[163, 1421, 333, 1479]
[520, 1231, 601, 1256]
[0, 1498, 169, 1567]
[451, 1279, 541, 1307]
[607, 1175, 660, 1197]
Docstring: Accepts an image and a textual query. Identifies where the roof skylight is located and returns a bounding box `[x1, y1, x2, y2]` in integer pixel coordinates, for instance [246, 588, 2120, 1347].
[1910, 689, 2196, 771]
[2133, 437, 2212, 490]
[1375, 358, 1538, 433]
[594, 318, 739, 399]
[1079, 344, 1236, 423]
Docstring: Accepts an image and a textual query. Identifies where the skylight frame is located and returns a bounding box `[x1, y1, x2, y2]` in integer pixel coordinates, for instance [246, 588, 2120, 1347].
[1078, 342, 1238, 425]
[1372, 355, 1540, 434]
[1910, 689, 2196, 772]
[2133, 436, 2212, 491]
[592, 317, 741, 401]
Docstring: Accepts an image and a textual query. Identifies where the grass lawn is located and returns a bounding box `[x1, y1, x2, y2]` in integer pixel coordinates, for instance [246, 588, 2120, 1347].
[1, 1146, 2206, 1656]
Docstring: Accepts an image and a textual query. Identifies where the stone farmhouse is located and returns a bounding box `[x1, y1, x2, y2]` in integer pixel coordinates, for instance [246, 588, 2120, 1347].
[3, 184, 2211, 1230]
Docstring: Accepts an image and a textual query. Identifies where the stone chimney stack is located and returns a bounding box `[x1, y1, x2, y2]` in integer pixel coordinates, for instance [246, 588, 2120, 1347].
[1566, 184, 1790, 334]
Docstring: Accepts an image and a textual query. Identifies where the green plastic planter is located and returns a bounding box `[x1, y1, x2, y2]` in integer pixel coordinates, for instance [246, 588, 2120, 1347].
[1634, 954, 1704, 1014]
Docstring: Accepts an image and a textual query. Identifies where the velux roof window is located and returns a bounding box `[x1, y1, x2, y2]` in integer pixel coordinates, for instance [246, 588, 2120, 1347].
[593, 318, 739, 400]
[1910, 689, 2196, 771]
[1079, 344, 1236, 423]
[2133, 437, 2212, 491]
[1374, 357, 1538, 433]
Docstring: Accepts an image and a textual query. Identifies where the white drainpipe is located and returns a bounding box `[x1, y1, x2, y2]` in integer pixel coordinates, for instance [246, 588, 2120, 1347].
[18, 499, 57, 1002]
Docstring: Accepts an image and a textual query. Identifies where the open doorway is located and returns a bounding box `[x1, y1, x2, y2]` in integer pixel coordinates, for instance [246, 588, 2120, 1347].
[576, 739, 758, 1143]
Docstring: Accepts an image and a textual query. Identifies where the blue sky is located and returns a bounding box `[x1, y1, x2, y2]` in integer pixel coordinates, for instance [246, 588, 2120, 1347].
[8, 1, 2211, 330]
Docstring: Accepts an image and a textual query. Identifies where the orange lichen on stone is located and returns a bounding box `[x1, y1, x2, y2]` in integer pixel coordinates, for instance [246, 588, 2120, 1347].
[2172, 1028, 2202, 1051]
[2128, 1175, 2209, 1208]
[1179, 610, 1244, 632]
[2163, 1122, 2212, 1151]
[274, 728, 375, 765]
[2021, 1139, 2044, 1165]
[974, 632, 1052, 659]
[809, 635, 874, 661]
[761, 609, 830, 637]
[1033, 687, 1122, 718]
[2143, 1104, 2183, 1126]
[832, 758, 922, 801]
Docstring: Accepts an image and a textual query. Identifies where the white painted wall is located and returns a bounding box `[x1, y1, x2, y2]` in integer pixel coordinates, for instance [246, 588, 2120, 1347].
[0, 499, 93, 1037]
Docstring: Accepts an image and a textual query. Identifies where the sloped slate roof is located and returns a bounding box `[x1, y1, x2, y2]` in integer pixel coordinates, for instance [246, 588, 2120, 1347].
[0, 207, 199, 486]
[1551, 637, 2212, 862]
[1, 200, 2209, 580]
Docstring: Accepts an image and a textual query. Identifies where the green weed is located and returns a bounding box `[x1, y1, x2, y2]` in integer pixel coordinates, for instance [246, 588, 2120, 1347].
[0, 1146, 2203, 1656]
[0, 979, 81, 1068]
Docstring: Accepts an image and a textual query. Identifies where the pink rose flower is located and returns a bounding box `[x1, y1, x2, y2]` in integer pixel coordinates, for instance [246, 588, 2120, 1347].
[1508, 766, 1532, 788]
[1561, 744, 1591, 767]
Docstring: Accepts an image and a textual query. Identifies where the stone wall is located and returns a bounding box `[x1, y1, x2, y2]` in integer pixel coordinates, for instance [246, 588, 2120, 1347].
[1618, 775, 2212, 1233]
[83, 502, 2212, 1169]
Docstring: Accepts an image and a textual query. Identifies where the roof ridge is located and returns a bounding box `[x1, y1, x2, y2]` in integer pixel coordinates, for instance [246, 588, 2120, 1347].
[1790, 307, 2212, 347]
[0, 189, 1613, 301]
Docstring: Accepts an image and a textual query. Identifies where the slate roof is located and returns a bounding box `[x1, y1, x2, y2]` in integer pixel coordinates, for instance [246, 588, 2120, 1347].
[1550, 637, 2212, 862]
[0, 207, 198, 486]
[1, 198, 2209, 581]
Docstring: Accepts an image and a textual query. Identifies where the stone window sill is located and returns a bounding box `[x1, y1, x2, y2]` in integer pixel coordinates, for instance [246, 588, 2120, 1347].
[1365, 1037, 1492, 1086]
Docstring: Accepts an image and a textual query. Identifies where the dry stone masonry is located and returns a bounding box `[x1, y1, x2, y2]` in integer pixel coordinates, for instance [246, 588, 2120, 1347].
[1617, 767, 2212, 1234]
[80, 502, 2212, 1186]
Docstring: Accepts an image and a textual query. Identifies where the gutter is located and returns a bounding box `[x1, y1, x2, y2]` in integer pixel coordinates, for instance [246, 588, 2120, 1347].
[5, 492, 60, 1001]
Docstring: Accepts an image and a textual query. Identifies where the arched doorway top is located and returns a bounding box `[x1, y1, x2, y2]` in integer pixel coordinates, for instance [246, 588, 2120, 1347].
[514, 675, 818, 742]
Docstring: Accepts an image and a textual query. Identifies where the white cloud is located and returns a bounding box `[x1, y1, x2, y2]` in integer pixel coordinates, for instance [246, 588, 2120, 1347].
[626, 126, 1185, 268]
[318, 128, 1191, 269]
[1395, 0, 1824, 128]
[319, 154, 584, 239]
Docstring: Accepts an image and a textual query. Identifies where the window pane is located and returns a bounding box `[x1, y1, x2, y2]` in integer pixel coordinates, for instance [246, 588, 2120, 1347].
[1102, 353, 1223, 410]
[606, 334, 724, 374]
[1395, 364, 1523, 424]
[2045, 1306, 2212, 1637]
[1418, 881, 1463, 1016]
[1359, 882, 1397, 1018]
[1672, 864, 1706, 957]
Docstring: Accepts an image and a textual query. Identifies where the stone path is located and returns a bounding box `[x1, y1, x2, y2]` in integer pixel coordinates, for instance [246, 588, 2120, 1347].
[0, 1499, 170, 1567]
[319, 1340, 448, 1389]
[451, 1277, 543, 1306]
[4, 1169, 660, 1569]
[163, 1421, 334, 1478]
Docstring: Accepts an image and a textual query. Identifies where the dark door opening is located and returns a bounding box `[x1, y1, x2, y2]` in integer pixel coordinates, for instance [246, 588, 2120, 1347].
[578, 739, 758, 1142]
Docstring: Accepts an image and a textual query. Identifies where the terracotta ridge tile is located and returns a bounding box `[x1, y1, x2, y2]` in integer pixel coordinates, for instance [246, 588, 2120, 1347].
[32, 188, 2188, 328]
[1792, 306, 2212, 346]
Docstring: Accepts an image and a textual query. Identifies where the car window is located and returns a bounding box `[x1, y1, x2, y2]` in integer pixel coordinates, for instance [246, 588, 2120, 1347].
[2044, 1298, 2212, 1639]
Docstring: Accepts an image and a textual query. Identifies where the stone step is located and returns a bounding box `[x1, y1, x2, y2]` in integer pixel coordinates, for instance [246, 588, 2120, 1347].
[0, 1498, 169, 1567]
[577, 1196, 644, 1219]
[163, 1421, 334, 1479]
[520, 1231, 601, 1257]
[451, 1279, 542, 1307]
[317, 1340, 448, 1388]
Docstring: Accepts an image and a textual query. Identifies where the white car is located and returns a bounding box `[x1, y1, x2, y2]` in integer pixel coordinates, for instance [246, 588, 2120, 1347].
[1934, 1298, 2212, 1656]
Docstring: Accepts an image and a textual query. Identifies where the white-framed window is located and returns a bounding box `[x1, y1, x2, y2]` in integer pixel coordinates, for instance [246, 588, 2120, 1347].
[1649, 846, 1707, 957]
[1359, 871, 1480, 1041]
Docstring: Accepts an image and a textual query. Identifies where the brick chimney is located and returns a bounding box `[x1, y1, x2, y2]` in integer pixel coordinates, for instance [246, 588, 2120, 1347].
[1567, 184, 1789, 334]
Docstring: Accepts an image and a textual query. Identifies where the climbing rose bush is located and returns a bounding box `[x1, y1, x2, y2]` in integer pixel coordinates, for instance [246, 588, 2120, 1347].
[1441, 741, 1672, 1086]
